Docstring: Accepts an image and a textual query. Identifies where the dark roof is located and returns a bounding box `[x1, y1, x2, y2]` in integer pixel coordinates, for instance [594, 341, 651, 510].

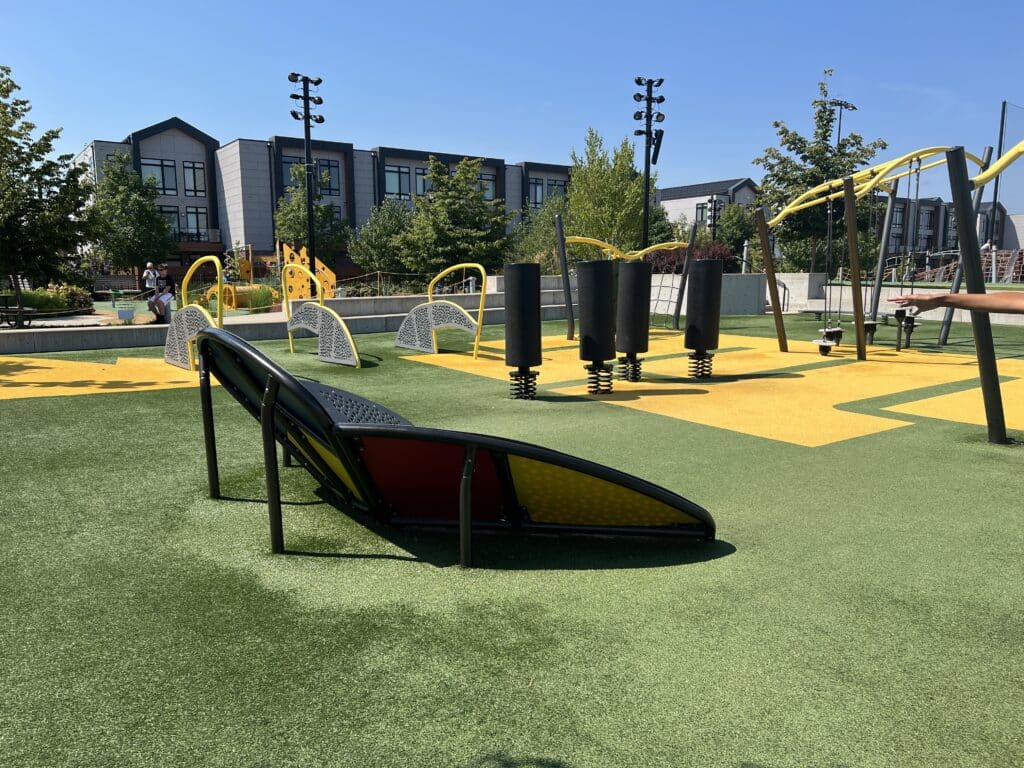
[124, 117, 219, 150]
[657, 178, 757, 201]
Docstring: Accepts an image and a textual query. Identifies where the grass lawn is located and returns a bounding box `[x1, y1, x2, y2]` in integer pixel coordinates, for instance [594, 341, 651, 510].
[1, 314, 1022, 767]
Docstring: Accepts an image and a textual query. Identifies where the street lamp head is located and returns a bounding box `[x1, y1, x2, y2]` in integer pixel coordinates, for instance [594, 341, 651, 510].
[309, 77, 323, 86]
[633, 92, 644, 102]
[311, 114, 325, 124]
[289, 93, 302, 100]
[288, 72, 301, 83]
[635, 76, 646, 86]
[634, 129, 646, 137]
[633, 110, 644, 121]
[290, 110, 302, 120]
[652, 78, 664, 87]
[654, 112, 665, 123]
[310, 95, 323, 105]
[654, 95, 665, 104]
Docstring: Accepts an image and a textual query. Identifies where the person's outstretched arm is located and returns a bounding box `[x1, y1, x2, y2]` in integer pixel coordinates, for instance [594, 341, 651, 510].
[890, 291, 1024, 314]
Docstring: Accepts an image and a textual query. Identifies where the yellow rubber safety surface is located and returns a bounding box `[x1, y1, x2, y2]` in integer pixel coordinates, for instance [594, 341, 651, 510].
[405, 332, 1012, 447]
[0, 356, 210, 400]
[883, 359, 1024, 427]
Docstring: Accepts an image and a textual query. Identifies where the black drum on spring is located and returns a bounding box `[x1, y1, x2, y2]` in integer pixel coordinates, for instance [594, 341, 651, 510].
[616, 260, 651, 355]
[504, 263, 542, 368]
[577, 260, 616, 363]
[684, 258, 722, 354]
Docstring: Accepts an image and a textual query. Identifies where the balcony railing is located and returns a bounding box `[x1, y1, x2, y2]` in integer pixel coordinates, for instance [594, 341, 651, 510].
[172, 228, 221, 243]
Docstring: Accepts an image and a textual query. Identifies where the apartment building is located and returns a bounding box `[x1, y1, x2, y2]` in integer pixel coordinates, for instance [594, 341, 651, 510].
[655, 178, 759, 227]
[78, 117, 571, 267]
[885, 197, 1007, 255]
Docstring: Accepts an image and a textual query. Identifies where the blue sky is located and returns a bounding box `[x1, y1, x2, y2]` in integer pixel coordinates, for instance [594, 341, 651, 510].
[4, 0, 1024, 213]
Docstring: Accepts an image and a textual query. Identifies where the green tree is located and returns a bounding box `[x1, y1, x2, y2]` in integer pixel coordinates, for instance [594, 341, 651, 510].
[753, 69, 887, 271]
[275, 163, 352, 257]
[349, 198, 412, 273]
[565, 128, 646, 254]
[509, 192, 569, 272]
[396, 156, 512, 274]
[648, 202, 675, 246]
[0, 66, 92, 307]
[87, 152, 173, 272]
[715, 203, 755, 257]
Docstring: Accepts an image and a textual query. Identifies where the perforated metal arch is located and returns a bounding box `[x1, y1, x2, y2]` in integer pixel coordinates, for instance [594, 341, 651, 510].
[287, 302, 360, 367]
[395, 300, 478, 353]
[164, 306, 213, 370]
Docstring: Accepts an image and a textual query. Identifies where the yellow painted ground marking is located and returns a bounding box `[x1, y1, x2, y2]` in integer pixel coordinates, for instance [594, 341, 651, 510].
[0, 356, 208, 400]
[405, 332, 989, 445]
[883, 356, 1024, 429]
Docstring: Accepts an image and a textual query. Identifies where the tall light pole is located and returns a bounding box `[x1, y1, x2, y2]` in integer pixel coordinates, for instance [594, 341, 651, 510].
[633, 77, 665, 248]
[826, 99, 856, 275]
[288, 72, 324, 264]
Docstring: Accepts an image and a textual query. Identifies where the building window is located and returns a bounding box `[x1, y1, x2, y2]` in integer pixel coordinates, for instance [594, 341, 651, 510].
[183, 161, 206, 197]
[158, 205, 179, 234]
[331, 204, 344, 221]
[919, 208, 933, 228]
[318, 158, 341, 196]
[695, 203, 707, 223]
[529, 178, 544, 209]
[546, 179, 567, 199]
[385, 165, 411, 200]
[415, 167, 433, 196]
[892, 205, 904, 227]
[919, 235, 931, 251]
[478, 173, 496, 201]
[282, 155, 303, 186]
[890, 235, 902, 252]
[141, 158, 176, 195]
[184, 206, 208, 239]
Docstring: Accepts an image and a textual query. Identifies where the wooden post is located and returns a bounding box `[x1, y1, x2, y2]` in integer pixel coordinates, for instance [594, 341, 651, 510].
[842, 177, 868, 361]
[755, 206, 788, 352]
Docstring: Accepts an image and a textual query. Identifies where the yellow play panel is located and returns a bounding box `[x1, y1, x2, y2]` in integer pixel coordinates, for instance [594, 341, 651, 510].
[0, 356, 206, 400]
[883, 357, 1024, 430]
[406, 332, 992, 447]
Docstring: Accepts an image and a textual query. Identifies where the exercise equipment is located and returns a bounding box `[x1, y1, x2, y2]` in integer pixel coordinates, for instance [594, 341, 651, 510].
[684, 259, 722, 378]
[576, 260, 616, 394]
[504, 263, 542, 399]
[395, 263, 487, 358]
[281, 263, 360, 367]
[164, 255, 223, 371]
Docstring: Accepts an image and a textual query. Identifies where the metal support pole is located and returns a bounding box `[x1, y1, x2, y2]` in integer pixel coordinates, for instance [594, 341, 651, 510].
[459, 445, 477, 568]
[261, 375, 286, 553]
[199, 352, 220, 499]
[755, 206, 788, 351]
[641, 80, 653, 249]
[940, 146, 992, 345]
[988, 101, 1007, 250]
[672, 222, 698, 331]
[302, 77, 316, 268]
[869, 178, 898, 327]
[946, 147, 1007, 444]
[554, 214, 575, 341]
[842, 177, 867, 360]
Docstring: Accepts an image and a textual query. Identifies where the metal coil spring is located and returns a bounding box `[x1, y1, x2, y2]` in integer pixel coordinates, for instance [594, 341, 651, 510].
[508, 368, 539, 400]
[688, 352, 714, 379]
[617, 354, 643, 382]
[585, 362, 613, 394]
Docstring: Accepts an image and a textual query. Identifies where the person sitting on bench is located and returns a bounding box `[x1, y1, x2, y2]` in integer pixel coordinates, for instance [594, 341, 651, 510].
[148, 264, 175, 323]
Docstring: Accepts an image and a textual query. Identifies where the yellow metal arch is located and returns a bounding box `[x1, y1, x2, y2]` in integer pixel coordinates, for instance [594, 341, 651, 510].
[280, 262, 360, 366]
[181, 255, 224, 328]
[427, 263, 487, 359]
[972, 137, 1024, 188]
[564, 237, 690, 261]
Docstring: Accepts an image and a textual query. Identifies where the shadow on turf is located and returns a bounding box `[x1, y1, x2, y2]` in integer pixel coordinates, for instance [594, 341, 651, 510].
[285, 520, 735, 571]
[462, 754, 572, 768]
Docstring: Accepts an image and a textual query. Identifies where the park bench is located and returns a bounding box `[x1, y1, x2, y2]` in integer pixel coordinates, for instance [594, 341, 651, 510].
[195, 328, 715, 567]
[0, 296, 36, 328]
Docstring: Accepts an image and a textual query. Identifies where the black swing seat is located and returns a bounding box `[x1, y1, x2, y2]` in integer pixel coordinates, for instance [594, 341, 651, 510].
[196, 328, 715, 566]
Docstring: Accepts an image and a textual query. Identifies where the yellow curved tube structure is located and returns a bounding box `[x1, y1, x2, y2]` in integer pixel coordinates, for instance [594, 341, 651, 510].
[768, 146, 987, 228]
[972, 137, 1024, 188]
[564, 237, 689, 261]
[282, 263, 324, 354]
[181, 255, 224, 328]
[427, 263, 487, 359]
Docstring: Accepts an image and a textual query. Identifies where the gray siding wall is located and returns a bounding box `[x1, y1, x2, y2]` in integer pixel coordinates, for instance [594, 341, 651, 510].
[352, 149, 376, 227]
[138, 128, 211, 233]
[74, 141, 130, 181]
[215, 140, 275, 252]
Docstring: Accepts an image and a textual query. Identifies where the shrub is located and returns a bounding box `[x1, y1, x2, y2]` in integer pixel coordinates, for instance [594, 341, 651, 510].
[51, 284, 93, 310]
[18, 289, 69, 311]
[247, 284, 276, 314]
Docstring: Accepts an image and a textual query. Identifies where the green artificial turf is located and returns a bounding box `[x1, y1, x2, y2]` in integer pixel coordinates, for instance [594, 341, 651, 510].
[1, 315, 1022, 767]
